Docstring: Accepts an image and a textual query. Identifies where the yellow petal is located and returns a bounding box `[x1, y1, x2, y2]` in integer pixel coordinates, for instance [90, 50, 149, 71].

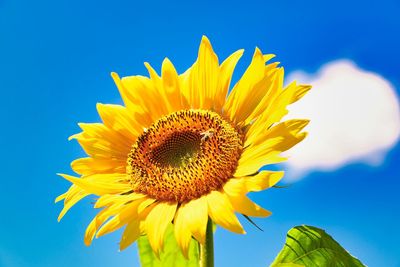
[290, 84, 312, 104]
[246, 81, 311, 139]
[143, 61, 162, 83]
[84, 202, 126, 245]
[240, 137, 297, 164]
[94, 193, 145, 208]
[112, 72, 167, 126]
[160, 58, 190, 112]
[137, 198, 157, 216]
[224, 48, 272, 123]
[84, 208, 110, 246]
[70, 123, 130, 160]
[216, 49, 244, 110]
[174, 206, 194, 258]
[234, 151, 286, 178]
[228, 194, 271, 217]
[57, 184, 89, 221]
[119, 220, 141, 251]
[145, 202, 177, 255]
[223, 179, 271, 217]
[55, 192, 67, 203]
[243, 171, 284, 191]
[244, 67, 282, 125]
[206, 191, 245, 234]
[186, 197, 208, 244]
[96, 198, 148, 238]
[175, 196, 208, 245]
[181, 36, 219, 109]
[58, 173, 131, 196]
[96, 103, 141, 141]
[263, 54, 276, 62]
[138, 200, 156, 220]
[235, 120, 309, 177]
[57, 189, 89, 222]
[259, 80, 300, 128]
[246, 119, 309, 147]
[71, 157, 126, 175]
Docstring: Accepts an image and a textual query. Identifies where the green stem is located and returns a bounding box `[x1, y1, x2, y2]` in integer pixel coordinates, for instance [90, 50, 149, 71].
[200, 218, 214, 267]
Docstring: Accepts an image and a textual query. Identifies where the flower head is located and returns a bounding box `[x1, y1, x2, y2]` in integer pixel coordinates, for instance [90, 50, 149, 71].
[56, 36, 311, 257]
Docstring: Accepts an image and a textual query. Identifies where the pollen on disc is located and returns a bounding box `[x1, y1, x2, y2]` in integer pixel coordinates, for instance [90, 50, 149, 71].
[127, 110, 243, 203]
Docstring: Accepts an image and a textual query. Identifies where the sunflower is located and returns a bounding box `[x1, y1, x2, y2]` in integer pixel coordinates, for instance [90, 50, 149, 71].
[56, 36, 311, 257]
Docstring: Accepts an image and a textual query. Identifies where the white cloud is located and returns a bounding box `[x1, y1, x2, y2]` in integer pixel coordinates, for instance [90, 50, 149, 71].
[284, 59, 400, 179]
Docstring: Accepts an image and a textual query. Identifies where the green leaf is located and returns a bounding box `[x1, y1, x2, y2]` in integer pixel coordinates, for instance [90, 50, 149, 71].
[138, 224, 199, 267]
[271, 225, 365, 267]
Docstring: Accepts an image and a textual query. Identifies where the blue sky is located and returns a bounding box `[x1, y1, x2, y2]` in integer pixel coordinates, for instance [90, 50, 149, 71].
[1, 0, 399, 266]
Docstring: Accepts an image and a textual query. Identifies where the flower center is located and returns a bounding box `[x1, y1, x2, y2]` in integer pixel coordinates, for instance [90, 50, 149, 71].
[127, 110, 243, 203]
[151, 131, 201, 168]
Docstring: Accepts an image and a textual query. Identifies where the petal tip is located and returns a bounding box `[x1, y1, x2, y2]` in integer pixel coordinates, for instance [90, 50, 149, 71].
[254, 47, 263, 56]
[67, 133, 78, 141]
[111, 72, 120, 80]
[162, 57, 172, 64]
[201, 35, 211, 44]
[96, 102, 104, 108]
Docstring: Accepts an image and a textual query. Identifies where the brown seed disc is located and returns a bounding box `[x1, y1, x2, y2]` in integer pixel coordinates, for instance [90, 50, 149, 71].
[127, 109, 243, 203]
